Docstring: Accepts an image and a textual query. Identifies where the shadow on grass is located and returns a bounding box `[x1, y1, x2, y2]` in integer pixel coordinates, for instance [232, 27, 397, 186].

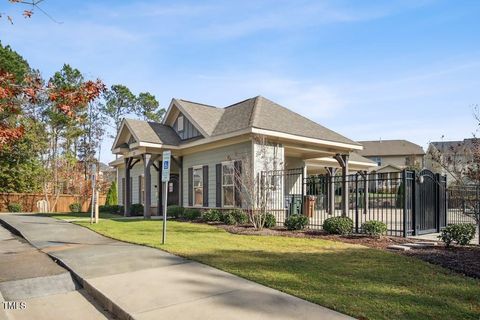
[180, 248, 480, 320]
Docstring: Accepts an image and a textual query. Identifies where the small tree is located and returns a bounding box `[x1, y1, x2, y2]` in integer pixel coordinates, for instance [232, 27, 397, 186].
[232, 135, 283, 230]
[105, 181, 118, 205]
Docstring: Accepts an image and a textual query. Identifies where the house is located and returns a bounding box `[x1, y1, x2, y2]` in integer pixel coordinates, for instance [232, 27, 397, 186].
[425, 138, 477, 185]
[109, 96, 377, 217]
[357, 140, 425, 192]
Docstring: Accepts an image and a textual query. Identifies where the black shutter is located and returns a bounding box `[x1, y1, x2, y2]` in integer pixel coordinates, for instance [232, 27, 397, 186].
[138, 176, 142, 204]
[234, 160, 242, 207]
[188, 168, 193, 206]
[203, 165, 209, 207]
[122, 178, 125, 206]
[216, 164, 222, 207]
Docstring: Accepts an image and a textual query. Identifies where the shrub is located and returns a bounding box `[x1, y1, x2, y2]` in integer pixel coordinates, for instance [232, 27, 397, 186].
[229, 208, 248, 225]
[438, 224, 476, 247]
[323, 216, 353, 235]
[284, 214, 309, 231]
[221, 212, 237, 225]
[69, 202, 82, 213]
[129, 203, 144, 216]
[362, 220, 387, 236]
[263, 213, 276, 229]
[7, 203, 22, 212]
[203, 209, 222, 222]
[105, 181, 118, 205]
[167, 205, 184, 218]
[182, 208, 201, 220]
[99, 205, 123, 215]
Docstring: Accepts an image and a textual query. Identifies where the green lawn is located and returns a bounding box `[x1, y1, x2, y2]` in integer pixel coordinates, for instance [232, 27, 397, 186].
[63, 217, 478, 320]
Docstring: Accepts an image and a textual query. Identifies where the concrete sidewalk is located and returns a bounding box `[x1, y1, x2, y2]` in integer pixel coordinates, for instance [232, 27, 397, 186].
[0, 214, 353, 320]
[0, 225, 111, 320]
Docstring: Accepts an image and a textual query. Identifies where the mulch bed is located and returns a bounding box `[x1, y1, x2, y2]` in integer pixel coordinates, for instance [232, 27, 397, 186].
[215, 224, 480, 279]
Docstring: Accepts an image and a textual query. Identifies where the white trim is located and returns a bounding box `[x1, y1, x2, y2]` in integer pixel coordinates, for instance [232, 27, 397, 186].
[221, 161, 235, 208]
[251, 128, 363, 150]
[192, 166, 204, 207]
[164, 99, 210, 137]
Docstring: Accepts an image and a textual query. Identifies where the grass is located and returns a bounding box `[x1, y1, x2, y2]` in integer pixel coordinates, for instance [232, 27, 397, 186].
[50, 216, 479, 320]
[39, 211, 121, 220]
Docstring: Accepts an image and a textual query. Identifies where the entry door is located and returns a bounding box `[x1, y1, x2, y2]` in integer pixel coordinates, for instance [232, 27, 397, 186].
[167, 174, 180, 206]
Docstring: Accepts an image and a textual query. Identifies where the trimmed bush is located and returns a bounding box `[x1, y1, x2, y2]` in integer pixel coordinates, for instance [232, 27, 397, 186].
[284, 214, 309, 231]
[229, 208, 248, 225]
[264, 213, 276, 229]
[105, 181, 118, 205]
[99, 205, 123, 215]
[182, 208, 201, 220]
[129, 203, 144, 216]
[167, 205, 184, 218]
[438, 223, 476, 247]
[323, 216, 353, 235]
[69, 202, 82, 213]
[362, 220, 387, 237]
[222, 212, 237, 225]
[7, 203, 22, 212]
[203, 209, 222, 222]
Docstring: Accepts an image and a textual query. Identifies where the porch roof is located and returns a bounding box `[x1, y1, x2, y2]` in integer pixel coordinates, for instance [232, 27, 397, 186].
[306, 153, 377, 173]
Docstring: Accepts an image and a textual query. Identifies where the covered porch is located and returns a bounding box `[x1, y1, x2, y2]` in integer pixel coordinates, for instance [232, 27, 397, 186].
[111, 149, 184, 218]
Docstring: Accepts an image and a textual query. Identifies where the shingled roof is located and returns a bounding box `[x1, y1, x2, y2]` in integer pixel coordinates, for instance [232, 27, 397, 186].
[430, 139, 476, 154]
[125, 119, 181, 146]
[123, 96, 361, 148]
[358, 140, 425, 157]
[175, 96, 359, 146]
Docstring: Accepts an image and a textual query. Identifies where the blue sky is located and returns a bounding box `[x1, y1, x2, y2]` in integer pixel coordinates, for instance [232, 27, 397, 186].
[1, 0, 479, 163]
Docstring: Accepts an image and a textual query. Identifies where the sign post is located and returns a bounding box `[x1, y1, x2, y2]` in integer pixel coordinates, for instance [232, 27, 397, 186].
[161, 150, 171, 244]
[90, 164, 97, 224]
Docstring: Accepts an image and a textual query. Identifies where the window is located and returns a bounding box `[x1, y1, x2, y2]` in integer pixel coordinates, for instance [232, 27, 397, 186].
[222, 161, 235, 207]
[177, 116, 184, 132]
[193, 167, 203, 206]
[371, 156, 382, 166]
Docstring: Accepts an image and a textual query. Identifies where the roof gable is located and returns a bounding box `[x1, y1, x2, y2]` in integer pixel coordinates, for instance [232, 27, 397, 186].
[112, 119, 181, 149]
[358, 140, 425, 157]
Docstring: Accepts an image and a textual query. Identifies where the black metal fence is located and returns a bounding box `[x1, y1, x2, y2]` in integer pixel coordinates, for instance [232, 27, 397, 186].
[262, 168, 476, 237]
[447, 186, 479, 225]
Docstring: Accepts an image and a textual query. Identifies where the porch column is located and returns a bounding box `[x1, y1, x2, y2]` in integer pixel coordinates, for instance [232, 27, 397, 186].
[124, 157, 132, 217]
[143, 154, 152, 219]
[325, 167, 337, 215]
[335, 154, 349, 216]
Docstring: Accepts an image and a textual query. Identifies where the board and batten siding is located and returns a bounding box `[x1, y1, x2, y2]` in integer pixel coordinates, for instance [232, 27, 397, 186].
[182, 141, 252, 207]
[172, 112, 202, 140]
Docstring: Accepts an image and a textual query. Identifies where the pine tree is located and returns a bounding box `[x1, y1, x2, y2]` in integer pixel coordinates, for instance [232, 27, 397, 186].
[105, 181, 118, 205]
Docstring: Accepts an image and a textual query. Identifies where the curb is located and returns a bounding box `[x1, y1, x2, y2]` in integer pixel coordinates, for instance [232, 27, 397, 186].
[0, 217, 135, 320]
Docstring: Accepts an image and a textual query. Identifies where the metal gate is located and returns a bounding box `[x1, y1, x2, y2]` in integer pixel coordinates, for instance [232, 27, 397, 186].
[415, 169, 446, 235]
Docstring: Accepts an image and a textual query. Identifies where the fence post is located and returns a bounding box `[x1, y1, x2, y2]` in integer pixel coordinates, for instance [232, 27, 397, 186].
[411, 170, 417, 236]
[355, 174, 359, 233]
[301, 168, 305, 215]
[402, 169, 407, 237]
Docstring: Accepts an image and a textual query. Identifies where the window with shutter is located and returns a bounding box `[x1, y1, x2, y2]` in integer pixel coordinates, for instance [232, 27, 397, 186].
[222, 161, 235, 207]
[193, 166, 203, 206]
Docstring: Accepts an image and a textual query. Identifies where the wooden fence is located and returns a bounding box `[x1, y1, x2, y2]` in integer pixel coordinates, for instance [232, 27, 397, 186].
[0, 193, 106, 213]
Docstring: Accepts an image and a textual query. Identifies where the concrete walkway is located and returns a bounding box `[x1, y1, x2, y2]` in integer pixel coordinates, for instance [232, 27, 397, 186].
[0, 225, 111, 320]
[0, 214, 353, 320]
[410, 226, 479, 244]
